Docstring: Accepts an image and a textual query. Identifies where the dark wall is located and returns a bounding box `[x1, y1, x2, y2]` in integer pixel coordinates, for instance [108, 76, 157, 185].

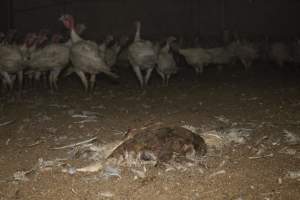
[2, 0, 300, 39]
[68, 0, 222, 39]
[0, 0, 9, 32]
[226, 0, 300, 37]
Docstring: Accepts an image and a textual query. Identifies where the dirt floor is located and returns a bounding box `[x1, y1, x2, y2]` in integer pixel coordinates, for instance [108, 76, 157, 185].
[0, 64, 300, 200]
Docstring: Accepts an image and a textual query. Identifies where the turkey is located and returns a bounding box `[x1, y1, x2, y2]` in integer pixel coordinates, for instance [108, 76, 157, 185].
[98, 35, 121, 68]
[177, 47, 211, 75]
[24, 31, 50, 87]
[117, 35, 130, 67]
[25, 33, 70, 90]
[51, 33, 63, 44]
[104, 42, 121, 69]
[228, 40, 258, 70]
[64, 23, 87, 47]
[0, 45, 23, 91]
[268, 42, 293, 68]
[128, 21, 158, 88]
[98, 35, 114, 58]
[206, 46, 234, 70]
[60, 14, 118, 92]
[75, 23, 87, 36]
[0, 33, 35, 92]
[1, 29, 17, 46]
[156, 36, 178, 85]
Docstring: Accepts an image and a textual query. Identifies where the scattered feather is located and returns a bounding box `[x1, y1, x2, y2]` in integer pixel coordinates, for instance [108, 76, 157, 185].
[102, 166, 121, 178]
[209, 170, 226, 178]
[224, 128, 253, 144]
[278, 147, 297, 155]
[50, 137, 97, 150]
[0, 120, 15, 127]
[76, 162, 103, 173]
[283, 130, 300, 145]
[286, 171, 300, 180]
[99, 191, 114, 198]
[248, 153, 274, 159]
[131, 167, 146, 179]
[215, 115, 230, 124]
[13, 171, 31, 182]
[181, 125, 200, 133]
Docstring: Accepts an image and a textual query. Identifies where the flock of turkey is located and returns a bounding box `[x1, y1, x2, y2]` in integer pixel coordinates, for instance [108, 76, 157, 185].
[0, 14, 300, 93]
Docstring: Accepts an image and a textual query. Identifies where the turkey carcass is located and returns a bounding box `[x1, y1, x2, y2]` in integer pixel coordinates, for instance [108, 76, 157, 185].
[128, 21, 158, 88]
[60, 14, 118, 92]
[156, 36, 178, 85]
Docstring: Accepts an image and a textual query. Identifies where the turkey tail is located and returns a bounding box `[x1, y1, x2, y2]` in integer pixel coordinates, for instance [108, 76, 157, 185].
[134, 21, 141, 42]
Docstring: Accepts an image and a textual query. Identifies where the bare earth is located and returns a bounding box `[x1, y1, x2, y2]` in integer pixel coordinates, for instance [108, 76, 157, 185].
[0, 65, 300, 200]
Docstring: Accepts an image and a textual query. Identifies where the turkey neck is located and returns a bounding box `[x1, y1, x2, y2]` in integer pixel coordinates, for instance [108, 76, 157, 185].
[70, 28, 82, 44]
[134, 22, 141, 42]
[161, 39, 173, 53]
[69, 19, 82, 43]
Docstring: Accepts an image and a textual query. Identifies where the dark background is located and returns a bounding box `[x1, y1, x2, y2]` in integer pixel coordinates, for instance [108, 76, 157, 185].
[0, 0, 300, 40]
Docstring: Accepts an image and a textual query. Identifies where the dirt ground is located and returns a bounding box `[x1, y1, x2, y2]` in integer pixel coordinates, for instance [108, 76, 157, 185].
[0, 64, 300, 200]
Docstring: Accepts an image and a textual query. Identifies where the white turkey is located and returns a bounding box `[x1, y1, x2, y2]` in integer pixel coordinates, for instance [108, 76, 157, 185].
[64, 36, 120, 77]
[1, 29, 17, 46]
[0, 45, 23, 91]
[228, 40, 258, 70]
[64, 23, 87, 48]
[176, 47, 211, 75]
[156, 36, 178, 85]
[268, 42, 292, 68]
[25, 33, 70, 90]
[0, 33, 35, 91]
[206, 46, 234, 69]
[24, 31, 50, 87]
[128, 21, 158, 88]
[60, 14, 118, 92]
[51, 33, 63, 44]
